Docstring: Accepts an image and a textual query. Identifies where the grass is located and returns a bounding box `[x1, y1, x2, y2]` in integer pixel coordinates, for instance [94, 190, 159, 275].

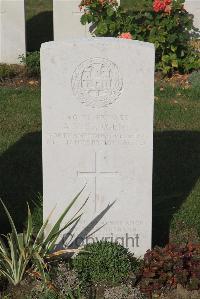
[153, 83, 200, 245]
[25, 0, 53, 52]
[0, 82, 200, 245]
[26, 0, 52, 20]
[0, 87, 41, 233]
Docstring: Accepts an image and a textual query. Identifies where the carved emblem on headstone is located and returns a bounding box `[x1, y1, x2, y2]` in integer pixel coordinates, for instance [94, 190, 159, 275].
[71, 58, 123, 108]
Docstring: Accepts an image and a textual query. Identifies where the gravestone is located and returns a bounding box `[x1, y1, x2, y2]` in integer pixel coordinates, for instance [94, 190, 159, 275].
[185, 0, 200, 30]
[41, 38, 155, 257]
[0, 0, 26, 64]
[53, 0, 120, 40]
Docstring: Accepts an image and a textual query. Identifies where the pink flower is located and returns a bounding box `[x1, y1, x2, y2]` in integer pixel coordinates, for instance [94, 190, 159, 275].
[153, 0, 172, 13]
[118, 32, 133, 39]
[164, 4, 172, 14]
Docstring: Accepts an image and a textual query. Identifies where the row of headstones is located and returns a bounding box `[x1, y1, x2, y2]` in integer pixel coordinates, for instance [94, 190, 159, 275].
[0, 0, 120, 64]
[0, 0, 200, 64]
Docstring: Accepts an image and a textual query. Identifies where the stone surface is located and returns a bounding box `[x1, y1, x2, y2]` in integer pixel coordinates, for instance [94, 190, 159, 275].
[53, 0, 120, 40]
[41, 38, 155, 257]
[0, 0, 26, 64]
[185, 0, 200, 30]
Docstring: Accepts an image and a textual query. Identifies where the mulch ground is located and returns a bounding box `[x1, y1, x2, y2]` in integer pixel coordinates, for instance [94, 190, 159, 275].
[0, 71, 190, 89]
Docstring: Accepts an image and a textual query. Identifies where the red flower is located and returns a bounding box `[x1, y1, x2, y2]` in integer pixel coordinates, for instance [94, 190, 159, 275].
[153, 0, 165, 12]
[118, 32, 133, 39]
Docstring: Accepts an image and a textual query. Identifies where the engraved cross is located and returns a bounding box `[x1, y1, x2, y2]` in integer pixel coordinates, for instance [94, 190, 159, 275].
[77, 152, 119, 211]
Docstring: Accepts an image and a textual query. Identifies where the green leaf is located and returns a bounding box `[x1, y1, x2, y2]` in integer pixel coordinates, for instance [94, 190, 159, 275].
[96, 22, 108, 36]
[47, 214, 82, 252]
[0, 199, 21, 251]
[107, 7, 114, 17]
[109, 22, 116, 33]
[80, 14, 89, 25]
[171, 45, 177, 52]
[34, 206, 56, 248]
[172, 60, 178, 68]
[25, 204, 33, 245]
[43, 187, 85, 249]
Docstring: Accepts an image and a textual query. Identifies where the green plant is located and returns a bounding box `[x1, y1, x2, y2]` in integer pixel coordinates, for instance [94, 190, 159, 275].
[122, 0, 153, 12]
[0, 64, 18, 82]
[188, 71, 200, 88]
[66, 288, 83, 299]
[27, 286, 83, 299]
[20, 52, 40, 77]
[73, 241, 139, 286]
[31, 194, 43, 234]
[29, 289, 58, 299]
[26, 286, 58, 299]
[79, 0, 200, 75]
[138, 244, 200, 297]
[0, 189, 87, 286]
[50, 261, 81, 298]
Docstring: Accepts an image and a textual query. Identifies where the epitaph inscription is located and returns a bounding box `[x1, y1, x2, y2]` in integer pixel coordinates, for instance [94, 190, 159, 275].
[71, 58, 123, 108]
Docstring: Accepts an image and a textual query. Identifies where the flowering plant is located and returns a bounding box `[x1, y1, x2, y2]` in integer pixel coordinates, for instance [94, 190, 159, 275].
[79, 0, 200, 75]
[79, 0, 133, 37]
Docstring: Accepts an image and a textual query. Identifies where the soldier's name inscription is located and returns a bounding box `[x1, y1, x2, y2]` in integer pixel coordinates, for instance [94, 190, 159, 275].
[46, 113, 146, 147]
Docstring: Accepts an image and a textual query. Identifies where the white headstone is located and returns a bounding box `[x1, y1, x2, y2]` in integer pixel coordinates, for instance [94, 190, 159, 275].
[185, 0, 200, 30]
[41, 38, 155, 257]
[53, 0, 120, 40]
[0, 0, 26, 64]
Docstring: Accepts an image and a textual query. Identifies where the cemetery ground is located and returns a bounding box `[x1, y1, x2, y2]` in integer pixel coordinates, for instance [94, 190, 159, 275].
[0, 75, 200, 245]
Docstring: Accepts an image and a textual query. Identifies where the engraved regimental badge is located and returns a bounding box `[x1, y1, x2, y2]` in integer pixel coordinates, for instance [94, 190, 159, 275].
[71, 58, 123, 108]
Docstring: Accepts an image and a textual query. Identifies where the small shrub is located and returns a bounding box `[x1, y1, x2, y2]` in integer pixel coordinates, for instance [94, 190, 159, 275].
[28, 288, 58, 299]
[138, 244, 200, 296]
[50, 262, 81, 298]
[20, 51, 40, 77]
[188, 71, 200, 88]
[73, 241, 139, 286]
[104, 284, 145, 299]
[0, 64, 18, 81]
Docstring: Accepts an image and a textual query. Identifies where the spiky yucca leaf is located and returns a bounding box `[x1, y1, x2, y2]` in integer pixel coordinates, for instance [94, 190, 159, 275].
[42, 187, 86, 249]
[0, 189, 86, 285]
